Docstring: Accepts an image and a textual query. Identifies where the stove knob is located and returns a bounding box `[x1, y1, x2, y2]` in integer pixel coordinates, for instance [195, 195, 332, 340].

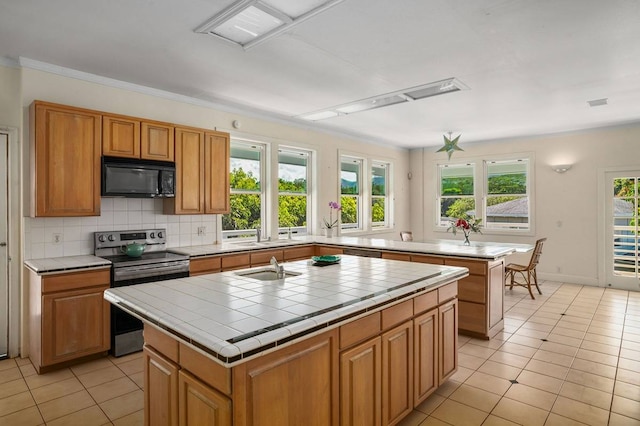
[149, 232, 155, 239]
[157, 231, 163, 238]
[98, 235, 105, 242]
[108, 235, 115, 242]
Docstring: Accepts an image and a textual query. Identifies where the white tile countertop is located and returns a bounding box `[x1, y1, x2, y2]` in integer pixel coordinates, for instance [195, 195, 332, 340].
[104, 255, 468, 366]
[24, 255, 111, 274]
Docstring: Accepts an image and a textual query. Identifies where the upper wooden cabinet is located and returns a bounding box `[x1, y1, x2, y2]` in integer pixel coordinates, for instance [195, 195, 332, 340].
[30, 101, 102, 217]
[164, 126, 230, 215]
[103, 114, 174, 161]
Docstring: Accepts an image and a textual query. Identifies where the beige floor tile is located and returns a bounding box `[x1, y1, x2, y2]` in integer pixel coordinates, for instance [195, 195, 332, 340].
[570, 358, 616, 379]
[415, 393, 446, 415]
[0, 367, 22, 385]
[397, 410, 427, 426]
[619, 347, 640, 361]
[115, 357, 144, 376]
[575, 348, 618, 366]
[418, 417, 451, 426]
[526, 316, 558, 326]
[618, 357, 640, 373]
[621, 340, 640, 352]
[0, 391, 36, 417]
[18, 363, 37, 377]
[47, 405, 110, 426]
[538, 341, 579, 357]
[129, 371, 144, 389]
[549, 327, 585, 340]
[498, 342, 537, 358]
[87, 376, 140, 404]
[616, 368, 638, 386]
[608, 412, 640, 426]
[110, 351, 143, 365]
[459, 344, 496, 360]
[580, 340, 620, 356]
[544, 413, 589, 425]
[559, 381, 612, 410]
[490, 397, 548, 426]
[481, 415, 520, 425]
[434, 379, 461, 397]
[0, 406, 44, 426]
[489, 351, 530, 369]
[583, 333, 621, 347]
[521, 322, 554, 332]
[70, 357, 115, 376]
[0, 358, 17, 372]
[515, 370, 563, 394]
[0, 377, 29, 399]
[466, 338, 505, 350]
[503, 383, 557, 411]
[588, 325, 623, 338]
[564, 369, 614, 393]
[465, 371, 512, 396]
[531, 349, 573, 367]
[15, 357, 32, 366]
[77, 365, 126, 388]
[24, 368, 74, 390]
[37, 389, 95, 422]
[507, 335, 543, 349]
[477, 361, 521, 381]
[430, 399, 488, 425]
[99, 389, 144, 421]
[449, 384, 501, 413]
[450, 366, 475, 383]
[513, 328, 548, 340]
[524, 359, 568, 380]
[614, 380, 640, 402]
[459, 353, 487, 370]
[551, 396, 609, 426]
[611, 395, 640, 421]
[30, 376, 85, 404]
[112, 409, 144, 426]
[545, 333, 583, 348]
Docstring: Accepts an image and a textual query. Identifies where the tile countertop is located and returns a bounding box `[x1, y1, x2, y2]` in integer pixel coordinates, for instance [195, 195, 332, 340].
[24, 255, 112, 274]
[104, 255, 468, 367]
[171, 235, 533, 260]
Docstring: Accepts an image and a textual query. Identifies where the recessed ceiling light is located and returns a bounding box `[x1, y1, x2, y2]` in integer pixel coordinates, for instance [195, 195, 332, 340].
[298, 78, 469, 121]
[195, 0, 345, 50]
[587, 98, 608, 107]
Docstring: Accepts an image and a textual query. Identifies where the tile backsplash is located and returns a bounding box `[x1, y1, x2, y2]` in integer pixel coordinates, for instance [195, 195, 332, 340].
[24, 198, 218, 259]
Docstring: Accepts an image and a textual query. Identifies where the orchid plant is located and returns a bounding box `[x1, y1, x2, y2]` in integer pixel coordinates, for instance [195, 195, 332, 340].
[323, 201, 342, 229]
[447, 216, 482, 245]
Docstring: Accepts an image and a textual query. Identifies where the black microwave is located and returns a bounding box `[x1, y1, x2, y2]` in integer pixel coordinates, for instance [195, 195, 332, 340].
[101, 156, 176, 198]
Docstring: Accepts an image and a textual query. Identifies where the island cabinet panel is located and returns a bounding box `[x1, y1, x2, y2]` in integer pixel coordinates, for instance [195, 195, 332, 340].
[315, 245, 344, 256]
[250, 249, 284, 266]
[102, 114, 141, 158]
[232, 329, 339, 426]
[488, 262, 505, 330]
[142, 121, 174, 161]
[381, 252, 411, 261]
[439, 299, 458, 384]
[189, 256, 222, 276]
[283, 245, 315, 261]
[179, 371, 231, 426]
[411, 255, 444, 265]
[381, 321, 413, 426]
[144, 345, 179, 426]
[30, 101, 102, 217]
[340, 337, 382, 426]
[414, 308, 438, 405]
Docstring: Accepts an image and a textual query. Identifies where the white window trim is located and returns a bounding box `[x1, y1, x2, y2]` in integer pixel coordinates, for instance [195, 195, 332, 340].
[277, 146, 312, 236]
[371, 160, 393, 229]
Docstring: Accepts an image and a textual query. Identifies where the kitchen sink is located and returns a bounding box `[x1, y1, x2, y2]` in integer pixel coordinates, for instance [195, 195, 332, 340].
[231, 240, 297, 248]
[235, 268, 301, 281]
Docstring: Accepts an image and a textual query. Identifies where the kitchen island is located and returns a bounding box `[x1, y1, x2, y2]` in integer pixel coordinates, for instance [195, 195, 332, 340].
[104, 255, 467, 426]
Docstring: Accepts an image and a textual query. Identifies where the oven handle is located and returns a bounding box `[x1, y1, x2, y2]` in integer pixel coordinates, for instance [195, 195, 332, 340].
[113, 263, 190, 282]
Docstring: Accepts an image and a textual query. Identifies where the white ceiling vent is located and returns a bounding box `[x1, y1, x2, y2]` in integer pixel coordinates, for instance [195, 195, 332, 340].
[587, 98, 608, 107]
[195, 0, 345, 49]
[298, 78, 468, 121]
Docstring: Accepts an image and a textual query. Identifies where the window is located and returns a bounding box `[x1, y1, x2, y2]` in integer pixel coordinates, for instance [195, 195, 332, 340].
[438, 163, 475, 225]
[278, 148, 310, 236]
[484, 159, 530, 230]
[222, 142, 264, 239]
[371, 162, 390, 228]
[340, 156, 363, 230]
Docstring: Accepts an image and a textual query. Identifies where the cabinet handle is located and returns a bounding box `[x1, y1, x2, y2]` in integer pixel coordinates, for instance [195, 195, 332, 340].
[0, 242, 6, 247]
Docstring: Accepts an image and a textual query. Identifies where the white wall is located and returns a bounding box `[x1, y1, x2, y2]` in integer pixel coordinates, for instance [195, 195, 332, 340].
[410, 124, 640, 286]
[17, 65, 411, 259]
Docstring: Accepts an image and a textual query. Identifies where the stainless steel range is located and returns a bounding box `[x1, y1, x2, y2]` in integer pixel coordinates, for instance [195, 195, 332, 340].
[95, 228, 189, 357]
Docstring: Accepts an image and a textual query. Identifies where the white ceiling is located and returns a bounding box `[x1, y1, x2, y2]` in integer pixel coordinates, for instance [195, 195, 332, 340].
[1, 0, 640, 148]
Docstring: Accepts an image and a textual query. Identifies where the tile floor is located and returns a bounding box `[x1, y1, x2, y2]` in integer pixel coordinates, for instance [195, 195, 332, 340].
[1, 281, 639, 425]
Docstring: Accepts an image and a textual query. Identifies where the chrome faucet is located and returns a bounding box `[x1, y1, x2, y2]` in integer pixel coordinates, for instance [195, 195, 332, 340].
[270, 256, 285, 279]
[256, 226, 261, 242]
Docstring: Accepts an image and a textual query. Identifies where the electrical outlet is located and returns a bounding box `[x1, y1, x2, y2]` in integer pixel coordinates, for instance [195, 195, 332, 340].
[53, 233, 62, 244]
[197, 226, 206, 236]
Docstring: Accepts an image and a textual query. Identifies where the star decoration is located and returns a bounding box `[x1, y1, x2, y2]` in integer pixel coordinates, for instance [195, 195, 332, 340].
[436, 133, 464, 160]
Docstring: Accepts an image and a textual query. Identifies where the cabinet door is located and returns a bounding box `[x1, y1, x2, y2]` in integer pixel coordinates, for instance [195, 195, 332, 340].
[439, 299, 458, 384]
[142, 121, 174, 161]
[414, 308, 438, 405]
[179, 371, 231, 426]
[204, 131, 230, 214]
[144, 346, 179, 426]
[31, 102, 101, 217]
[102, 115, 141, 158]
[168, 127, 205, 214]
[381, 321, 413, 426]
[340, 337, 381, 426]
[41, 285, 110, 366]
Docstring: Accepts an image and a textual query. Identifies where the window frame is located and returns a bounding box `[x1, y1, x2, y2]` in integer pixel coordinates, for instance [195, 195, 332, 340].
[483, 158, 531, 231]
[436, 162, 476, 227]
[277, 146, 312, 237]
[371, 161, 391, 229]
[340, 155, 364, 232]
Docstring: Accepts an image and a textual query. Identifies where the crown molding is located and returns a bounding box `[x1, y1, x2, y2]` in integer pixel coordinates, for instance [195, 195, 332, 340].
[0, 56, 20, 68]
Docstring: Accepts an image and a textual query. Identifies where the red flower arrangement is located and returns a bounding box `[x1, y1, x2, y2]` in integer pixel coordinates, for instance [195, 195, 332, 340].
[447, 217, 482, 245]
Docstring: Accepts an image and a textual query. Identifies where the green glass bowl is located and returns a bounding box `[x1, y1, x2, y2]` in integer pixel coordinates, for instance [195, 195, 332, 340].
[311, 255, 341, 264]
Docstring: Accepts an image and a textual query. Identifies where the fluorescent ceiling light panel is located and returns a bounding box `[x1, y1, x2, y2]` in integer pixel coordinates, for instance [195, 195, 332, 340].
[196, 0, 345, 49]
[298, 78, 468, 121]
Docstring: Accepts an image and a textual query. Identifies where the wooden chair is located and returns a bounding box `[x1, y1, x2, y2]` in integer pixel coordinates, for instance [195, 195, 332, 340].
[505, 238, 547, 299]
[400, 231, 413, 241]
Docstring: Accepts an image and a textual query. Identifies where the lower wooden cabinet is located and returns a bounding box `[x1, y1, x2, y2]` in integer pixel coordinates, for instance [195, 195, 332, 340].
[179, 371, 232, 426]
[340, 337, 382, 426]
[382, 321, 414, 426]
[439, 299, 458, 384]
[414, 308, 438, 405]
[27, 267, 111, 373]
[144, 346, 178, 426]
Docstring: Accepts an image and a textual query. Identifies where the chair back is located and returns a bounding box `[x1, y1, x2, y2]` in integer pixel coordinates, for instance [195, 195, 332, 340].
[527, 238, 546, 269]
[400, 231, 413, 242]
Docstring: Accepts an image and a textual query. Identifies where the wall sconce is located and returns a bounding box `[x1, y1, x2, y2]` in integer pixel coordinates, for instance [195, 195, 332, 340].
[551, 164, 572, 173]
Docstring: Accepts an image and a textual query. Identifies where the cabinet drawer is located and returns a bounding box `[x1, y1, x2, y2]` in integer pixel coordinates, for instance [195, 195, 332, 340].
[458, 275, 486, 303]
[437, 282, 458, 304]
[144, 325, 179, 363]
[381, 252, 411, 261]
[414, 290, 438, 315]
[315, 246, 344, 256]
[411, 255, 444, 265]
[180, 343, 231, 395]
[340, 312, 381, 349]
[381, 300, 413, 330]
[42, 268, 110, 293]
[221, 253, 250, 271]
[445, 259, 486, 276]
[189, 256, 221, 276]
[283, 245, 315, 261]
[250, 249, 284, 266]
